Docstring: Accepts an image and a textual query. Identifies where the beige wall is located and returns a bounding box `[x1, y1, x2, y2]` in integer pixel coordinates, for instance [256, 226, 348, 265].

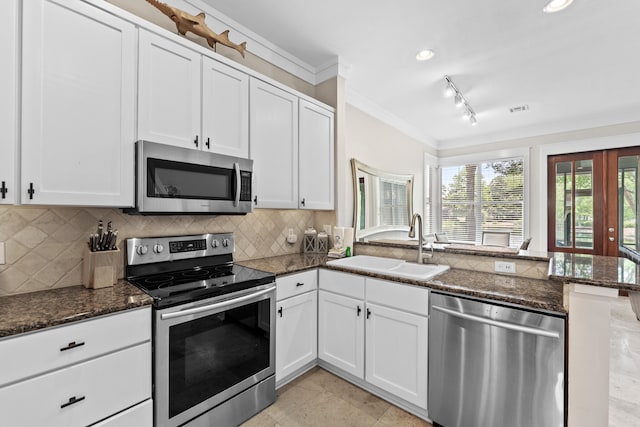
[339, 104, 432, 228]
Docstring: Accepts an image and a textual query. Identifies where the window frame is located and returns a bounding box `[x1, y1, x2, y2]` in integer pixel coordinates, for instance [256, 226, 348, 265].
[428, 148, 530, 246]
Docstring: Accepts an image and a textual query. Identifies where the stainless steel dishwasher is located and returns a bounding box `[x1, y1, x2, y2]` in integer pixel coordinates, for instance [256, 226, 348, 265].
[428, 292, 566, 427]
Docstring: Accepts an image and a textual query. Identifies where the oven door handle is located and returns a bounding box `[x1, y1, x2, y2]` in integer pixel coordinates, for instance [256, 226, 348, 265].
[161, 285, 276, 320]
[233, 162, 241, 207]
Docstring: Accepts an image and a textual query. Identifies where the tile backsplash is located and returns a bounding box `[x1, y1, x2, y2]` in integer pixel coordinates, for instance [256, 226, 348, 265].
[0, 206, 318, 296]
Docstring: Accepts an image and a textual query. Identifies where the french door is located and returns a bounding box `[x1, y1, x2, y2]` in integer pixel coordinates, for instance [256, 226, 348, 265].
[548, 147, 640, 257]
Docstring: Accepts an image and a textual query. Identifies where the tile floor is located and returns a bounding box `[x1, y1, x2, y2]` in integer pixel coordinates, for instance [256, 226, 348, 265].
[242, 296, 639, 427]
[241, 368, 432, 427]
[609, 296, 640, 426]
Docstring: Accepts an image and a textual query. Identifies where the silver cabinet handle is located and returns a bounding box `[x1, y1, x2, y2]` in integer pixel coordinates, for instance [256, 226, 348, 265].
[431, 305, 560, 339]
[161, 285, 275, 320]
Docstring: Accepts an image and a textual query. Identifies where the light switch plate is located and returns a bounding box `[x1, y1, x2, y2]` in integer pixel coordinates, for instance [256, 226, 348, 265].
[495, 261, 516, 273]
[0, 242, 5, 265]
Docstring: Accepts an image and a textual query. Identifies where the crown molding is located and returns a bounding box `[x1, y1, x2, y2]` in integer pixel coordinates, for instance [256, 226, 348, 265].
[346, 88, 438, 149]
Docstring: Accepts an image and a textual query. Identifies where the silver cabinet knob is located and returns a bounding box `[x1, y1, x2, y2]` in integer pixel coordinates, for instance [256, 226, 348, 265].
[609, 237, 615, 241]
[608, 227, 615, 233]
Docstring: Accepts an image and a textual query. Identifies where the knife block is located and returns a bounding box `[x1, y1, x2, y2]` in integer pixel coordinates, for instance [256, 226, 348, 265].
[82, 247, 120, 289]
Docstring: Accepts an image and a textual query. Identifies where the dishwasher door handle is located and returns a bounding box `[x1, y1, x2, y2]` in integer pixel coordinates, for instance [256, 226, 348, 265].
[431, 305, 560, 339]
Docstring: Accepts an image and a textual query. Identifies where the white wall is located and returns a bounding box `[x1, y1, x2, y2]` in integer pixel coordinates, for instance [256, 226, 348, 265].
[338, 104, 435, 228]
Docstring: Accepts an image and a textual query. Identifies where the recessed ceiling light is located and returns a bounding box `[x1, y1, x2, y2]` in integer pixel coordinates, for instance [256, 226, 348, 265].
[416, 49, 435, 61]
[543, 0, 574, 13]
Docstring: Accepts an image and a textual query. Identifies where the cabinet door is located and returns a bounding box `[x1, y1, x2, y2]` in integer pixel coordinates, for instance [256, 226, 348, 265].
[21, 0, 135, 206]
[0, 0, 18, 204]
[249, 78, 298, 208]
[318, 290, 364, 378]
[276, 291, 317, 383]
[298, 100, 334, 210]
[202, 57, 249, 157]
[138, 30, 201, 149]
[365, 302, 428, 409]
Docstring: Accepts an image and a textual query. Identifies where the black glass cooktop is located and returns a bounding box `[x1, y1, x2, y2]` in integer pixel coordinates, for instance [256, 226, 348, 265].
[128, 263, 275, 308]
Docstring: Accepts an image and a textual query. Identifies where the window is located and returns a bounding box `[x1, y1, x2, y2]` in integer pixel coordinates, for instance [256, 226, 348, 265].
[438, 158, 524, 246]
[379, 179, 409, 226]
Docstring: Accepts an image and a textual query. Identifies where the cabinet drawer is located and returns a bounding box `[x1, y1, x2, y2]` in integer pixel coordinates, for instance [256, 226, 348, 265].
[93, 398, 152, 427]
[366, 278, 429, 315]
[319, 269, 365, 299]
[0, 342, 151, 427]
[0, 307, 151, 387]
[276, 270, 317, 301]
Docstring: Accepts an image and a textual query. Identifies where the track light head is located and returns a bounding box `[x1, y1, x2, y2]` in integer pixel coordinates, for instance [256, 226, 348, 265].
[444, 82, 454, 98]
[454, 93, 464, 108]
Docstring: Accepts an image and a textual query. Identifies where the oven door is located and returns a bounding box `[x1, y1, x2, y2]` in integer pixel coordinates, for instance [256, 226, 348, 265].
[154, 284, 276, 427]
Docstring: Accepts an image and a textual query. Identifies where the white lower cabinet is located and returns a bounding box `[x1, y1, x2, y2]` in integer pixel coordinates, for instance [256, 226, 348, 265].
[365, 302, 428, 408]
[276, 270, 318, 385]
[317, 269, 429, 413]
[318, 290, 365, 378]
[0, 308, 152, 426]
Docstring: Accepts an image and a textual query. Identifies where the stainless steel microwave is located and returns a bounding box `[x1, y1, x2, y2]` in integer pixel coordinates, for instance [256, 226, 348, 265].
[126, 141, 253, 215]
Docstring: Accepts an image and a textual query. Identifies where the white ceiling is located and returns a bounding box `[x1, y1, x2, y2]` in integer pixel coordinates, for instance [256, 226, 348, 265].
[200, 0, 640, 147]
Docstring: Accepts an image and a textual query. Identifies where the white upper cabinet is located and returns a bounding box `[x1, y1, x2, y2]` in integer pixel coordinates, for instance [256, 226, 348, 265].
[0, 0, 18, 205]
[138, 31, 250, 157]
[249, 78, 299, 209]
[21, 0, 136, 206]
[298, 100, 335, 210]
[202, 57, 249, 157]
[138, 30, 201, 149]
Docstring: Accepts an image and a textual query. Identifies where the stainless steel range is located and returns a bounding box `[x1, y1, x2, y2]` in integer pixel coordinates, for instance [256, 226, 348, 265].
[126, 233, 276, 427]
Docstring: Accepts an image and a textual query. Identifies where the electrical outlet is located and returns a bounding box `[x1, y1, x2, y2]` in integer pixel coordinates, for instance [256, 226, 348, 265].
[0, 242, 5, 265]
[495, 261, 516, 274]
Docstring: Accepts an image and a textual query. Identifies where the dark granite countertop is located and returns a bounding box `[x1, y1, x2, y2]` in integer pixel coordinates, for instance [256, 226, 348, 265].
[240, 253, 566, 313]
[0, 280, 153, 339]
[237, 253, 328, 275]
[549, 252, 640, 291]
[357, 240, 551, 262]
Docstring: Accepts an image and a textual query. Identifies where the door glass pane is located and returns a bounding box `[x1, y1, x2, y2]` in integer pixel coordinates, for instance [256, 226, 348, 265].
[555, 162, 572, 247]
[574, 160, 593, 249]
[619, 155, 639, 252]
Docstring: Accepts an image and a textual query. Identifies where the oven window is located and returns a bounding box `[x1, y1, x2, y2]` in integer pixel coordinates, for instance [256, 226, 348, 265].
[147, 158, 234, 200]
[168, 299, 271, 418]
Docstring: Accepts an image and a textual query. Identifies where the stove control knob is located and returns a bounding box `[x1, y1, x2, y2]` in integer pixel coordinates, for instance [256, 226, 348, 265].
[222, 238, 230, 247]
[153, 243, 164, 254]
[211, 239, 219, 248]
[136, 245, 148, 255]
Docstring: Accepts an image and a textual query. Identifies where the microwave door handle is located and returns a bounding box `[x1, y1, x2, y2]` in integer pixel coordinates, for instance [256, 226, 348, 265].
[233, 162, 241, 207]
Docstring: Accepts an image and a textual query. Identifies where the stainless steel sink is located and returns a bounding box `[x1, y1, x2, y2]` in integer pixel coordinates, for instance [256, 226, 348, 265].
[326, 255, 449, 280]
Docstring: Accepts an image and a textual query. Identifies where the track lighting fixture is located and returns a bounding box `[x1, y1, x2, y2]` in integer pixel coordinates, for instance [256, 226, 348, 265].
[443, 75, 478, 126]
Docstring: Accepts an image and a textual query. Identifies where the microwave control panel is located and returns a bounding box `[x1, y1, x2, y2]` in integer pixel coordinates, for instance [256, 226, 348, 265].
[240, 171, 252, 201]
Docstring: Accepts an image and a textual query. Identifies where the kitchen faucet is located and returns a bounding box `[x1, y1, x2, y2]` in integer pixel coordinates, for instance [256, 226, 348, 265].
[408, 213, 433, 264]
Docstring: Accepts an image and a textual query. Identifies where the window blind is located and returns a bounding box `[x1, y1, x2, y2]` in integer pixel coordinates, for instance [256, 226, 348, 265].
[440, 159, 524, 246]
